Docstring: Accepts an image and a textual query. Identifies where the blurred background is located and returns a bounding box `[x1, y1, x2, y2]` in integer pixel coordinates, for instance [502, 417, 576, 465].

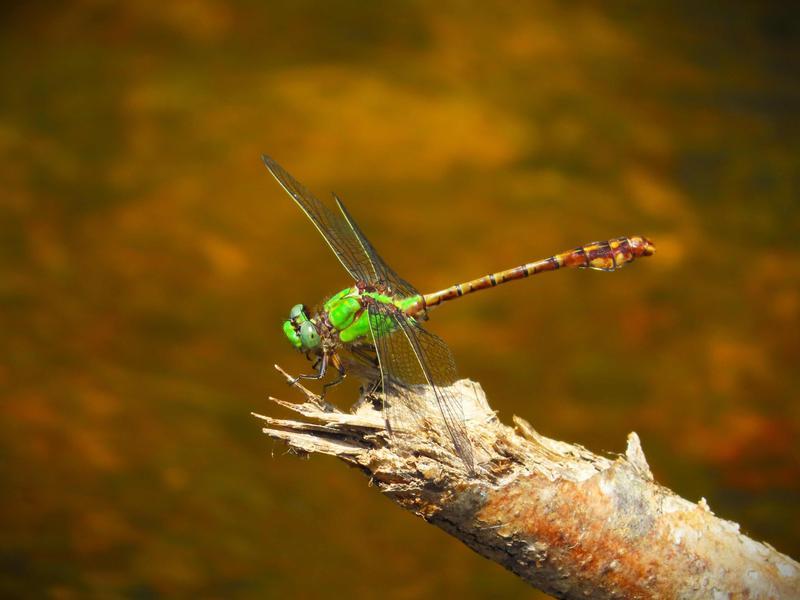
[1, 1, 798, 598]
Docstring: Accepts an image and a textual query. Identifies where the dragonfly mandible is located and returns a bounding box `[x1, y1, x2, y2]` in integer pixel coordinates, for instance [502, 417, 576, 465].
[263, 155, 655, 474]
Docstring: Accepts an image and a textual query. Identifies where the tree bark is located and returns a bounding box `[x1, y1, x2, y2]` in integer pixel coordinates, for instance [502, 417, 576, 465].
[254, 366, 800, 599]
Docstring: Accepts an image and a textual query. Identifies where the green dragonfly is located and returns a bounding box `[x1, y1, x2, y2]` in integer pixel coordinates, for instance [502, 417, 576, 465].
[263, 155, 655, 473]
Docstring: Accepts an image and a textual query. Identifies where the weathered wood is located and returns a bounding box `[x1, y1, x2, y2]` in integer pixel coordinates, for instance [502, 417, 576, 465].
[254, 366, 800, 599]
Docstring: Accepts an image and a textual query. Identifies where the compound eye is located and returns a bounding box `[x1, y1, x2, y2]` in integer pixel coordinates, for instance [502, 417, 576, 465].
[299, 320, 320, 349]
[282, 320, 302, 349]
[289, 304, 306, 321]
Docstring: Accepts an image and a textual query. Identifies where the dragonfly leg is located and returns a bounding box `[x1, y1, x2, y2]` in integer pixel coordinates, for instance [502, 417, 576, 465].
[321, 355, 346, 398]
[290, 352, 328, 386]
[367, 378, 382, 395]
[352, 378, 382, 412]
[289, 353, 345, 405]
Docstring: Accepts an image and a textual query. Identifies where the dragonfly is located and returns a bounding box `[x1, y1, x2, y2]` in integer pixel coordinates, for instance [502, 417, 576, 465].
[263, 155, 655, 474]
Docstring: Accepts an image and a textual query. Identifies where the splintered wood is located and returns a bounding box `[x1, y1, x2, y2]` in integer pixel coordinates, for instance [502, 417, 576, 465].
[255, 366, 799, 599]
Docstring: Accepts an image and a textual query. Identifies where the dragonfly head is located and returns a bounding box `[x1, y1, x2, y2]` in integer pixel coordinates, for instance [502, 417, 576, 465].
[283, 304, 321, 351]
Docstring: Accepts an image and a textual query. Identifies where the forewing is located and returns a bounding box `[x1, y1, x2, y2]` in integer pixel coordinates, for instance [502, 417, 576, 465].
[334, 194, 420, 298]
[367, 303, 474, 472]
[261, 155, 377, 282]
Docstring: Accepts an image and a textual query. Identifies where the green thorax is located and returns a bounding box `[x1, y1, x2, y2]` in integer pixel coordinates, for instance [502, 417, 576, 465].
[324, 286, 421, 344]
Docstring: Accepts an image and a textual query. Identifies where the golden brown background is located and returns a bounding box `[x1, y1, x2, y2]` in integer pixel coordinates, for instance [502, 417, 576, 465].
[1, 1, 798, 598]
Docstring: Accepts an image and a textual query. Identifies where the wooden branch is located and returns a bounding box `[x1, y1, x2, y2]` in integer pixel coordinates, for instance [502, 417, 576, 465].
[255, 365, 800, 599]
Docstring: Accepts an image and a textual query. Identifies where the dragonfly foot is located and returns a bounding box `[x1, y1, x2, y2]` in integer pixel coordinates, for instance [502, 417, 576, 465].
[351, 384, 383, 413]
[286, 376, 336, 412]
[312, 395, 336, 413]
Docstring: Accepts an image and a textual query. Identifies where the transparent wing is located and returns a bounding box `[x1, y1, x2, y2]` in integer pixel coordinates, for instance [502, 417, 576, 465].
[334, 194, 420, 298]
[367, 303, 474, 472]
[261, 155, 378, 282]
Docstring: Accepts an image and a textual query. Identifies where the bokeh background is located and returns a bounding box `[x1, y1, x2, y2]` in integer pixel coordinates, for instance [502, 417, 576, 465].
[1, 1, 798, 598]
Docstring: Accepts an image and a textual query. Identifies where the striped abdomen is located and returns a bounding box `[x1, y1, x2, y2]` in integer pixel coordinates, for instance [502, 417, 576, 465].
[413, 236, 655, 312]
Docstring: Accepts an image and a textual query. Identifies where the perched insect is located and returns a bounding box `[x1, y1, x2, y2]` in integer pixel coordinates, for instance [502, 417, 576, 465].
[264, 155, 655, 473]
